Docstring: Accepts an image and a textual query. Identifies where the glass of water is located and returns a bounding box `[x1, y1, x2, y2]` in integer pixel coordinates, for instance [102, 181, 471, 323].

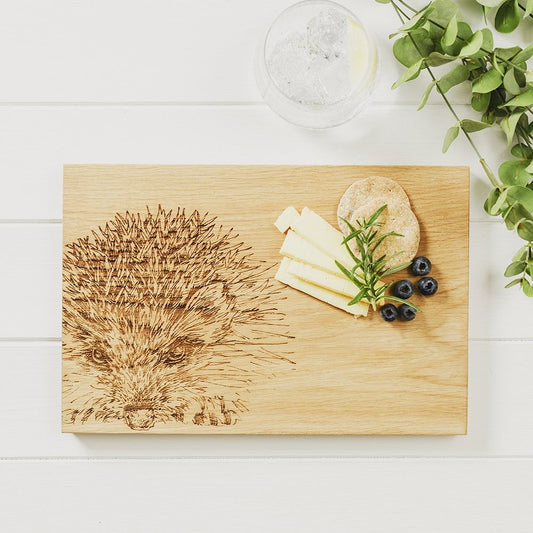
[255, 0, 379, 129]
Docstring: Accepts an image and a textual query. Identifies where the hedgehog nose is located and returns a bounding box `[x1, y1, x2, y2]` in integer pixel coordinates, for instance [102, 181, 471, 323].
[123, 406, 156, 431]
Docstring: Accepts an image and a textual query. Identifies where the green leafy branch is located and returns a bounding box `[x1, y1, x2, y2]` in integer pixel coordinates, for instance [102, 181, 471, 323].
[335, 205, 418, 311]
[376, 0, 533, 296]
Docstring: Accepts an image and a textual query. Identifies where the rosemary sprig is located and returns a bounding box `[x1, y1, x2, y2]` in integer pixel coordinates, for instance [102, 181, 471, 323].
[335, 204, 420, 312]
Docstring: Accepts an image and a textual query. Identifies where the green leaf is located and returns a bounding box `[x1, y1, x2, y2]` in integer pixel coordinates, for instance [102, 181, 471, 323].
[348, 290, 366, 305]
[475, 0, 504, 6]
[459, 30, 484, 57]
[392, 59, 423, 89]
[393, 29, 434, 67]
[418, 81, 436, 110]
[484, 188, 503, 215]
[505, 278, 522, 288]
[495, 0, 521, 33]
[471, 29, 494, 58]
[504, 261, 527, 277]
[494, 46, 522, 61]
[437, 64, 470, 94]
[524, 0, 533, 18]
[441, 22, 473, 56]
[425, 52, 455, 66]
[507, 185, 533, 211]
[526, 160, 533, 173]
[429, 0, 459, 26]
[522, 279, 533, 297]
[503, 88, 533, 107]
[460, 119, 492, 133]
[503, 69, 522, 96]
[514, 44, 533, 64]
[500, 111, 524, 145]
[471, 92, 491, 113]
[499, 160, 532, 186]
[472, 68, 503, 93]
[511, 144, 533, 159]
[517, 220, 533, 241]
[442, 15, 458, 47]
[512, 245, 528, 261]
[503, 202, 533, 229]
[443, 123, 460, 153]
[396, 5, 434, 33]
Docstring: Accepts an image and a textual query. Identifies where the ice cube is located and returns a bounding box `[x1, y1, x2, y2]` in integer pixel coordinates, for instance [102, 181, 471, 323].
[307, 9, 347, 59]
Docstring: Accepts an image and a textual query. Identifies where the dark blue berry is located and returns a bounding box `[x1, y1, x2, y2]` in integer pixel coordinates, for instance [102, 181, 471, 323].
[393, 279, 414, 299]
[380, 303, 398, 322]
[398, 303, 417, 321]
[411, 256, 432, 276]
[418, 276, 438, 296]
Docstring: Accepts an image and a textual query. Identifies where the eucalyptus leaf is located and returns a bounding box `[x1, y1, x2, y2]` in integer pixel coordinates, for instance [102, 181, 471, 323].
[503, 88, 533, 107]
[505, 278, 522, 288]
[425, 52, 456, 66]
[471, 28, 494, 58]
[504, 261, 527, 276]
[459, 30, 484, 56]
[418, 81, 437, 110]
[495, 0, 521, 33]
[460, 119, 492, 132]
[438, 64, 470, 93]
[524, 0, 533, 18]
[484, 187, 502, 215]
[517, 220, 533, 241]
[512, 245, 527, 261]
[503, 69, 522, 95]
[441, 22, 473, 56]
[442, 15, 458, 47]
[475, 0, 504, 6]
[397, 5, 434, 33]
[511, 143, 533, 159]
[472, 68, 503, 93]
[507, 185, 533, 211]
[471, 92, 491, 113]
[526, 160, 533, 173]
[514, 44, 533, 64]
[443, 123, 460, 152]
[503, 202, 533, 229]
[500, 111, 524, 145]
[393, 29, 434, 67]
[522, 279, 533, 297]
[498, 160, 532, 186]
[392, 59, 423, 89]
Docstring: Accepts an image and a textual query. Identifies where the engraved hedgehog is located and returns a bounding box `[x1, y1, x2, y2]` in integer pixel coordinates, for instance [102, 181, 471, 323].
[62, 206, 291, 431]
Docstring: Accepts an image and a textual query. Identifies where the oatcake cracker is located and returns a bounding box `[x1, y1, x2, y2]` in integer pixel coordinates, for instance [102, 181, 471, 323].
[337, 177, 420, 267]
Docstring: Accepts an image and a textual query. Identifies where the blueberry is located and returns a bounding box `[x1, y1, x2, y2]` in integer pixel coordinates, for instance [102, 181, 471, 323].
[418, 276, 438, 296]
[393, 279, 414, 299]
[398, 303, 417, 321]
[380, 303, 398, 322]
[411, 256, 432, 276]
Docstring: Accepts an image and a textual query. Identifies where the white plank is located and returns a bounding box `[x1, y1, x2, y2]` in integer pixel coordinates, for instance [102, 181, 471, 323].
[1, 458, 532, 532]
[1, 340, 532, 456]
[0, 0, 466, 105]
[0, 104, 505, 220]
[0, 221, 528, 339]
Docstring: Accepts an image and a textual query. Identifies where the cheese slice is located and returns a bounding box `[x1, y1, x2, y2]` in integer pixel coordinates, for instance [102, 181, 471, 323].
[280, 230, 346, 277]
[274, 206, 300, 233]
[290, 207, 353, 265]
[287, 260, 356, 298]
[275, 258, 368, 317]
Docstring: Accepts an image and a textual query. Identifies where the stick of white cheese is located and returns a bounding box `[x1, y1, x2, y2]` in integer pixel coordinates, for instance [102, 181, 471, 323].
[275, 258, 368, 317]
[280, 230, 346, 278]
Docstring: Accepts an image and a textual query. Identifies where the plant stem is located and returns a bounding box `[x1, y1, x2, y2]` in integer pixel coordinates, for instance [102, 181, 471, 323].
[397, 0, 528, 73]
[392, 0, 500, 187]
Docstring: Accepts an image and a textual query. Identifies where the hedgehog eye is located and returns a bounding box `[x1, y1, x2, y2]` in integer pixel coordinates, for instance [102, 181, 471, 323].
[88, 349, 110, 367]
[161, 338, 202, 365]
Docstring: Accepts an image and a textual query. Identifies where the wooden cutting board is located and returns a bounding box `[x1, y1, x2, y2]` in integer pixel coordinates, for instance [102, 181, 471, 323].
[62, 165, 469, 435]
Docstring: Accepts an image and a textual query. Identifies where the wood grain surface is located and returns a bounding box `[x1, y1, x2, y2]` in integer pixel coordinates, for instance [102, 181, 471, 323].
[63, 164, 469, 435]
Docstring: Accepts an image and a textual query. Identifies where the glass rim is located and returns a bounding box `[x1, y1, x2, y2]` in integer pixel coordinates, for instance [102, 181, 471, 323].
[261, 0, 377, 106]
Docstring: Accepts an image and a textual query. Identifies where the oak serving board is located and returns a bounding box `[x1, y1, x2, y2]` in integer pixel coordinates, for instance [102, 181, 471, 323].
[62, 165, 469, 435]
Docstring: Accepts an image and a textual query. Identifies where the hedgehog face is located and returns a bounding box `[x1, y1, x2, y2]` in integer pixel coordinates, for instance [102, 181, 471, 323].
[82, 289, 235, 430]
[62, 207, 291, 431]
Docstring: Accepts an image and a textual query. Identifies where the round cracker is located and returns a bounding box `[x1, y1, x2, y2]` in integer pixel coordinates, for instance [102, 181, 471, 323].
[337, 177, 419, 268]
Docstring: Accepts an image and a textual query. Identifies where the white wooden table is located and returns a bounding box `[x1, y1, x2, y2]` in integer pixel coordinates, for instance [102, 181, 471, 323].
[1, 1, 532, 531]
